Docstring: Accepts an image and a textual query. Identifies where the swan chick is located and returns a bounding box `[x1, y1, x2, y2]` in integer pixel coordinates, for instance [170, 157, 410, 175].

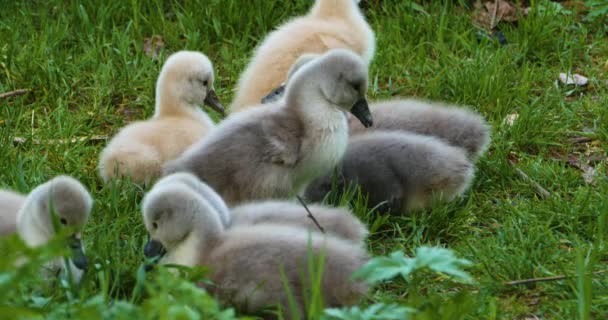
[13, 176, 92, 282]
[305, 131, 474, 213]
[142, 182, 369, 316]
[231, 0, 375, 112]
[99, 50, 224, 185]
[164, 49, 372, 206]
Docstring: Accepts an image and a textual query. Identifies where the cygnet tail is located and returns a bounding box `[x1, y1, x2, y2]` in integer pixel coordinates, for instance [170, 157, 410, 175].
[409, 152, 475, 209]
[99, 145, 162, 185]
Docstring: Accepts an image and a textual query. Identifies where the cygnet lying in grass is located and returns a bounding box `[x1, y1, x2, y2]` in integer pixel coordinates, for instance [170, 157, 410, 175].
[141, 181, 369, 316]
[99, 51, 224, 185]
[0, 176, 92, 282]
[305, 131, 474, 213]
[164, 49, 373, 206]
[230, 0, 375, 112]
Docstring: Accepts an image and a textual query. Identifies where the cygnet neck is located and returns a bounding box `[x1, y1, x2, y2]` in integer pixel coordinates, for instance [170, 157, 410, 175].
[190, 198, 225, 256]
[310, 0, 359, 19]
[16, 186, 54, 247]
[285, 68, 347, 132]
[154, 83, 213, 126]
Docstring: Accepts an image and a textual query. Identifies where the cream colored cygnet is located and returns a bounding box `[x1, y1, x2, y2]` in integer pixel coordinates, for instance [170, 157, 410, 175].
[230, 0, 375, 112]
[99, 50, 224, 185]
[0, 176, 93, 282]
[141, 180, 369, 316]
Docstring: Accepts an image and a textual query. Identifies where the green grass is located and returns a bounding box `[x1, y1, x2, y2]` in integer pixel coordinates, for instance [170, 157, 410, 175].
[1, 0, 607, 319]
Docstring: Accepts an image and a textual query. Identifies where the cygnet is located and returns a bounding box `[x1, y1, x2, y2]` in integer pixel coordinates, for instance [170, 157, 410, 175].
[0, 176, 92, 282]
[99, 51, 224, 185]
[230, 0, 375, 112]
[305, 131, 474, 213]
[142, 181, 369, 316]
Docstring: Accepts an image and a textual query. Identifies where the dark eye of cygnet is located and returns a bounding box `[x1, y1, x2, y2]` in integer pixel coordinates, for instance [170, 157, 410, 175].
[349, 81, 361, 90]
[152, 222, 158, 229]
[60, 218, 67, 225]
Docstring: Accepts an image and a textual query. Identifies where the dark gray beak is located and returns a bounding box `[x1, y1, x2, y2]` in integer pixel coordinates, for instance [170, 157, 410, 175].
[69, 235, 88, 271]
[144, 239, 167, 259]
[350, 97, 373, 128]
[261, 84, 286, 104]
[204, 90, 225, 116]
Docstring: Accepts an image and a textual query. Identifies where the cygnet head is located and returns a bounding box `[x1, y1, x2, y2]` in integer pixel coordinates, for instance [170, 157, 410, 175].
[286, 49, 372, 127]
[154, 173, 231, 227]
[18, 176, 92, 271]
[142, 183, 223, 261]
[156, 51, 224, 116]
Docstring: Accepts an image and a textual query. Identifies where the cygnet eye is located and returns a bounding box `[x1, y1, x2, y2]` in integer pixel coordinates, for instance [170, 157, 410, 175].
[60, 218, 67, 225]
[197, 78, 208, 87]
[152, 222, 158, 230]
[348, 80, 362, 91]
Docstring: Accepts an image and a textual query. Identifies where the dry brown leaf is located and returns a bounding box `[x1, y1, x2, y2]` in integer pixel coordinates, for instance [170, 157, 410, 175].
[143, 35, 164, 60]
[474, 0, 524, 30]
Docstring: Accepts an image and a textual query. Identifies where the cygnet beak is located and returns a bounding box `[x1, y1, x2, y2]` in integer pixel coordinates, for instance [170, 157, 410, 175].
[261, 83, 286, 104]
[144, 239, 167, 259]
[204, 89, 225, 116]
[69, 235, 88, 271]
[350, 97, 373, 128]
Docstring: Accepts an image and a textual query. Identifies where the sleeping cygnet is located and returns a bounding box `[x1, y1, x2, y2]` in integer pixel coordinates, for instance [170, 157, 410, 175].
[262, 54, 491, 160]
[98, 50, 224, 185]
[305, 131, 474, 213]
[230, 0, 375, 112]
[164, 49, 373, 206]
[0, 176, 92, 282]
[141, 182, 369, 316]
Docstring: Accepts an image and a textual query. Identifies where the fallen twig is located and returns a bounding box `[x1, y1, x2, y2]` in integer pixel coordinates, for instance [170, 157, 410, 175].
[505, 270, 608, 286]
[13, 135, 108, 145]
[490, 0, 499, 29]
[296, 195, 325, 233]
[508, 160, 551, 200]
[570, 137, 594, 144]
[0, 89, 30, 99]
